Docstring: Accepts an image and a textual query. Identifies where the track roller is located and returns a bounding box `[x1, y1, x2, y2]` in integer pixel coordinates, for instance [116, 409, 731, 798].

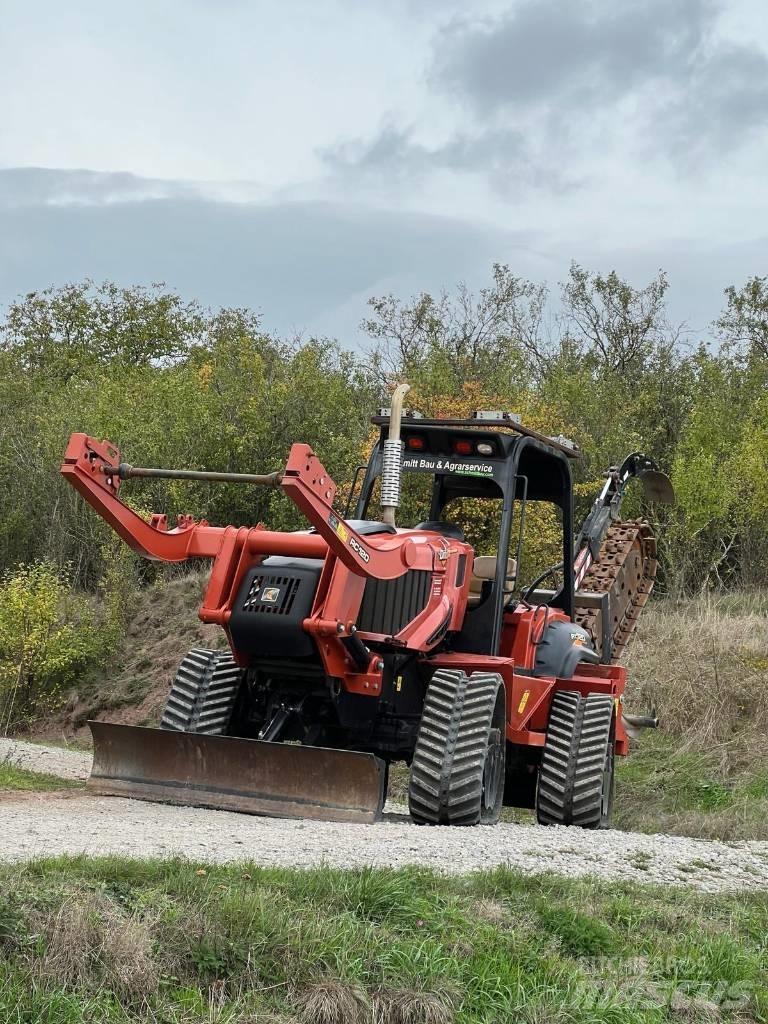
[160, 648, 244, 735]
[408, 669, 506, 826]
[536, 690, 615, 829]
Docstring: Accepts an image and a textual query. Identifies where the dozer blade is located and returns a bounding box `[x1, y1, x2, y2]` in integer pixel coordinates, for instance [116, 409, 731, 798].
[87, 722, 386, 824]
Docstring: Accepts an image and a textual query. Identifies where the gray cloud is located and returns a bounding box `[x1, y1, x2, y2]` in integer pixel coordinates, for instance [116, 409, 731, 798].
[323, 124, 574, 194]
[1, 168, 761, 344]
[0, 167, 520, 343]
[324, 0, 768, 189]
[433, 0, 714, 109]
[434, 0, 768, 157]
[0, 167, 197, 209]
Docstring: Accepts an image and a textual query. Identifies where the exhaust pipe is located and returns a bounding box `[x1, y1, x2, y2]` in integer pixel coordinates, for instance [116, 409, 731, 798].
[381, 383, 411, 527]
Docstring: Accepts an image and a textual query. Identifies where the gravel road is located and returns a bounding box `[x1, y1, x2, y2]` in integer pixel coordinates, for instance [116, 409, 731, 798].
[0, 737, 92, 780]
[2, 739, 767, 893]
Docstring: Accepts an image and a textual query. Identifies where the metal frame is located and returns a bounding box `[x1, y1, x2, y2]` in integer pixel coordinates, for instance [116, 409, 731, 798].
[355, 424, 576, 656]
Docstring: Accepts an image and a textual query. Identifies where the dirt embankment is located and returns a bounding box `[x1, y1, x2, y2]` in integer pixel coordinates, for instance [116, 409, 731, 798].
[35, 572, 227, 744]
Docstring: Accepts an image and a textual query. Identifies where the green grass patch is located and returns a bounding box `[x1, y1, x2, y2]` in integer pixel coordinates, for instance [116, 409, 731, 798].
[0, 763, 82, 791]
[613, 732, 768, 840]
[0, 856, 765, 1022]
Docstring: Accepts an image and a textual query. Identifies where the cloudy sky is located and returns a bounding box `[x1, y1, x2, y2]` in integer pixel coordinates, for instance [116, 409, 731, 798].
[1, 0, 767, 344]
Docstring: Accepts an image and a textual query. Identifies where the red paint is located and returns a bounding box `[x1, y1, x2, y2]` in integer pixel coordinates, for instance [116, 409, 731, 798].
[61, 432, 629, 757]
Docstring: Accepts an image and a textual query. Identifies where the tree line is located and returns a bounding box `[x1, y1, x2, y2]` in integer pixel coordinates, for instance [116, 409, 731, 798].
[0, 266, 766, 595]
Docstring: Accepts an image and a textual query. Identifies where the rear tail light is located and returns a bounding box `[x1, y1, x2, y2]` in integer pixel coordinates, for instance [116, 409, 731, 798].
[452, 439, 473, 455]
[406, 436, 426, 451]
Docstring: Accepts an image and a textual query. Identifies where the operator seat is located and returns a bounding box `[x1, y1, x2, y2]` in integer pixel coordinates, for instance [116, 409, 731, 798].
[467, 555, 517, 608]
[412, 520, 465, 541]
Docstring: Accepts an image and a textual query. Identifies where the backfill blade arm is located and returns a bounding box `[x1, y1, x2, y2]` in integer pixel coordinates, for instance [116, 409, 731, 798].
[60, 434, 419, 580]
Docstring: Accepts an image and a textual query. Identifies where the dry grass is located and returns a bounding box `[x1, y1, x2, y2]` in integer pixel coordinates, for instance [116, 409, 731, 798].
[51, 570, 226, 738]
[31, 890, 158, 1002]
[371, 987, 456, 1024]
[615, 592, 768, 839]
[624, 592, 768, 754]
[623, 592, 768, 779]
[295, 980, 370, 1024]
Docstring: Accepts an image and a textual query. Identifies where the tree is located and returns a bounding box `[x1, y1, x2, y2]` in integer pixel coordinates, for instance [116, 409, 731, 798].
[559, 264, 674, 375]
[1, 280, 206, 380]
[362, 264, 548, 391]
[716, 276, 768, 361]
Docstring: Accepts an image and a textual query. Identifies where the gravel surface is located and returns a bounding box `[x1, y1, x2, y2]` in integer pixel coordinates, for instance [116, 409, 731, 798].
[1, 740, 767, 893]
[0, 738, 92, 781]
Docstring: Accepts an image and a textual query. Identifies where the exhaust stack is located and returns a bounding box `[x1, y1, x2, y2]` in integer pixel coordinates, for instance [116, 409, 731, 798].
[380, 383, 411, 527]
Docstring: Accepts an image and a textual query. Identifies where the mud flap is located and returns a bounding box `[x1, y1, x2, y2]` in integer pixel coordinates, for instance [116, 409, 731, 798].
[88, 722, 386, 823]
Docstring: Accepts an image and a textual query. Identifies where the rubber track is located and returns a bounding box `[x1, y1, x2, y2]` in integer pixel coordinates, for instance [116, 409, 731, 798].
[536, 691, 614, 828]
[160, 648, 243, 735]
[574, 520, 657, 662]
[409, 669, 502, 826]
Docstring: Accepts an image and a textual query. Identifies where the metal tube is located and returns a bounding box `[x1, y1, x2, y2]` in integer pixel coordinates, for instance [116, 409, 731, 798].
[381, 382, 411, 527]
[104, 463, 283, 487]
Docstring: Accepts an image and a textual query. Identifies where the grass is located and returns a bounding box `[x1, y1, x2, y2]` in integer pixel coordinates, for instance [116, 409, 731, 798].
[616, 591, 768, 840]
[0, 856, 765, 1022]
[0, 763, 82, 791]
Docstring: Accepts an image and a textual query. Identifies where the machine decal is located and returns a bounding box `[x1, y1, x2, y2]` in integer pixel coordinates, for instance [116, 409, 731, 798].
[260, 587, 281, 604]
[349, 535, 370, 563]
[517, 689, 531, 714]
[402, 455, 494, 476]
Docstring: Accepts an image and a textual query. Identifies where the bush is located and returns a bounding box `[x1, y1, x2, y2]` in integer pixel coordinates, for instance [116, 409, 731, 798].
[0, 562, 106, 731]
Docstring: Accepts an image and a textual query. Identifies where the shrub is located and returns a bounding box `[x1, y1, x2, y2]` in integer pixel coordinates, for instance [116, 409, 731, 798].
[0, 562, 105, 731]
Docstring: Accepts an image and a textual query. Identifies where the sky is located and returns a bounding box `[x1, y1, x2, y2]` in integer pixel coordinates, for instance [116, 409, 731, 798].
[1, 0, 767, 345]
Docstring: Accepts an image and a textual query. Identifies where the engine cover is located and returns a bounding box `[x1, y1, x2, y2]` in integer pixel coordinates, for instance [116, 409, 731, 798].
[229, 559, 322, 659]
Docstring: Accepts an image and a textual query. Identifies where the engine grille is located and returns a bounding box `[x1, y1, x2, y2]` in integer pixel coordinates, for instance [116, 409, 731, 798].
[357, 570, 431, 637]
[242, 575, 301, 616]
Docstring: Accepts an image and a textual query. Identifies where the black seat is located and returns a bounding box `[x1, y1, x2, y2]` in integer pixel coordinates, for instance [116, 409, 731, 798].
[309, 519, 396, 537]
[413, 520, 465, 542]
[346, 519, 397, 536]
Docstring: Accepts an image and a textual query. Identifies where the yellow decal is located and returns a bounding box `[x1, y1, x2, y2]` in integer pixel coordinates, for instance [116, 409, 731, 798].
[396, 675, 403, 693]
[336, 522, 349, 542]
[517, 689, 531, 714]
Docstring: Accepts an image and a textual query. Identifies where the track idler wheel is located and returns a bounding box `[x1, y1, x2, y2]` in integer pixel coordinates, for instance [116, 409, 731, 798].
[160, 648, 244, 735]
[536, 690, 615, 829]
[409, 669, 506, 826]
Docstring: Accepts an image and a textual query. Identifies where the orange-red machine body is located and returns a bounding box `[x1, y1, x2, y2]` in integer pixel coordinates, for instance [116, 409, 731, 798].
[62, 430, 628, 763]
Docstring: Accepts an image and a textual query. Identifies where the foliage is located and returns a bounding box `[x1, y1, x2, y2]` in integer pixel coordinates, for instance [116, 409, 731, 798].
[0, 266, 766, 607]
[0, 563, 105, 731]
